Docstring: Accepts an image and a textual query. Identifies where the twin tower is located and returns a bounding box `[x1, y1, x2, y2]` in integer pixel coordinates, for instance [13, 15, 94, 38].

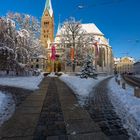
[41, 0, 54, 48]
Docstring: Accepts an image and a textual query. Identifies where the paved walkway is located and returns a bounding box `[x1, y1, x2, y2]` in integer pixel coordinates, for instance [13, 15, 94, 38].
[85, 77, 130, 140]
[0, 77, 108, 140]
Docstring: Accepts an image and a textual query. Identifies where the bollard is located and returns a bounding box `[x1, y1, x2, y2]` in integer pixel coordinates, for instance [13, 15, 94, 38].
[134, 87, 140, 98]
[115, 78, 117, 82]
[122, 82, 126, 89]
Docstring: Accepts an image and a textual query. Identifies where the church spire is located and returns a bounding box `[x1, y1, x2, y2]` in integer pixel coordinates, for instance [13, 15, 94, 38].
[43, 0, 53, 17]
[57, 15, 61, 35]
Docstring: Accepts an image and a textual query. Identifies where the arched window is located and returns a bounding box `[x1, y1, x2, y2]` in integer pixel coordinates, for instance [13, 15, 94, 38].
[36, 64, 39, 68]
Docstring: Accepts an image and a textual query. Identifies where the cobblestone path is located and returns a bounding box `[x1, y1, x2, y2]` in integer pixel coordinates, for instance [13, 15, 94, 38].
[85, 77, 130, 140]
[33, 78, 67, 140]
[0, 77, 108, 140]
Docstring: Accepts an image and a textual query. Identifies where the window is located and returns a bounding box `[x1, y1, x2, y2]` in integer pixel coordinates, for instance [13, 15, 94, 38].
[36, 59, 39, 62]
[44, 22, 49, 26]
[36, 64, 39, 68]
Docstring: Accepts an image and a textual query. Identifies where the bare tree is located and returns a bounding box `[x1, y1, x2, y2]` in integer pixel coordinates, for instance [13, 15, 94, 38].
[60, 17, 94, 71]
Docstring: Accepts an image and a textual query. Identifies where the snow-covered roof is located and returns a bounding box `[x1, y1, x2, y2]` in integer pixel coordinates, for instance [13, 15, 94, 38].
[134, 61, 140, 65]
[32, 55, 47, 59]
[114, 57, 120, 61]
[43, 0, 53, 17]
[56, 23, 104, 36]
[38, 55, 47, 59]
[81, 23, 103, 35]
[121, 56, 135, 62]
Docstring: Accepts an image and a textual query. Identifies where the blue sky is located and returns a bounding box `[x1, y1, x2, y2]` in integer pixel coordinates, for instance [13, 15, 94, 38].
[0, 0, 140, 60]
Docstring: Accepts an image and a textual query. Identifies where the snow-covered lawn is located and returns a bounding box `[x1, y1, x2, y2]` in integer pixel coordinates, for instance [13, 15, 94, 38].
[108, 77, 140, 138]
[60, 74, 110, 106]
[0, 91, 15, 127]
[0, 74, 44, 90]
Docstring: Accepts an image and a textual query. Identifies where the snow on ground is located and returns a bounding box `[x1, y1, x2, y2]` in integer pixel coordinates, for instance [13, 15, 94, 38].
[0, 74, 44, 90]
[60, 74, 110, 106]
[47, 72, 58, 77]
[0, 91, 15, 127]
[108, 77, 140, 138]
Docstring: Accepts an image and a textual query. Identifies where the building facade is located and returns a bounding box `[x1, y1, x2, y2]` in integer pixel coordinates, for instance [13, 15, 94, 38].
[133, 61, 140, 74]
[54, 23, 113, 74]
[114, 57, 135, 74]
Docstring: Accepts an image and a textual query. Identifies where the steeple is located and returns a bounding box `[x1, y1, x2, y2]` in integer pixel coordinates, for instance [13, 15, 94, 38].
[43, 0, 53, 17]
[41, 0, 54, 48]
[56, 15, 61, 35]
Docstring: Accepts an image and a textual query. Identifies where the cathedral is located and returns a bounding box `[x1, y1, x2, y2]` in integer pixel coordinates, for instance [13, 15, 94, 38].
[41, 0, 113, 74]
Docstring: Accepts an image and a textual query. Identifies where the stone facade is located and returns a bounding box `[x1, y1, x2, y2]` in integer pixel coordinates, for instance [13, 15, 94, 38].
[114, 57, 135, 74]
[40, 0, 54, 49]
[54, 24, 113, 74]
[40, 0, 113, 74]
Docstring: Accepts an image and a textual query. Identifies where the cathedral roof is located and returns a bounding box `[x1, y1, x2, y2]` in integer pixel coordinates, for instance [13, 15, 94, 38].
[43, 0, 53, 17]
[56, 23, 104, 36]
[81, 23, 103, 35]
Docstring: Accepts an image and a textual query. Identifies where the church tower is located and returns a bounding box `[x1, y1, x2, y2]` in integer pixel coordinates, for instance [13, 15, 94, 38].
[41, 0, 54, 48]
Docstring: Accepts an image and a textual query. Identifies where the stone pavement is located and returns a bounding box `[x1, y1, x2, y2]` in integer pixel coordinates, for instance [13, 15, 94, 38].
[0, 78, 107, 140]
[85, 77, 130, 140]
[0, 77, 108, 140]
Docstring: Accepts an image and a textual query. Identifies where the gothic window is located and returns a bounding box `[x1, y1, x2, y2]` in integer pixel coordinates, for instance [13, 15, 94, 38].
[44, 22, 49, 27]
[36, 64, 39, 68]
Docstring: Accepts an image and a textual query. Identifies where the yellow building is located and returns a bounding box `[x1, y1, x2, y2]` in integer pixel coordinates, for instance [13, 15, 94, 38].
[40, 0, 55, 72]
[115, 57, 135, 74]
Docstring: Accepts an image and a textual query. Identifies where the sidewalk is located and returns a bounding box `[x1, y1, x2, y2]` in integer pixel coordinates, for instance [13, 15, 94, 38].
[54, 78, 108, 140]
[0, 78, 49, 140]
[0, 77, 108, 140]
